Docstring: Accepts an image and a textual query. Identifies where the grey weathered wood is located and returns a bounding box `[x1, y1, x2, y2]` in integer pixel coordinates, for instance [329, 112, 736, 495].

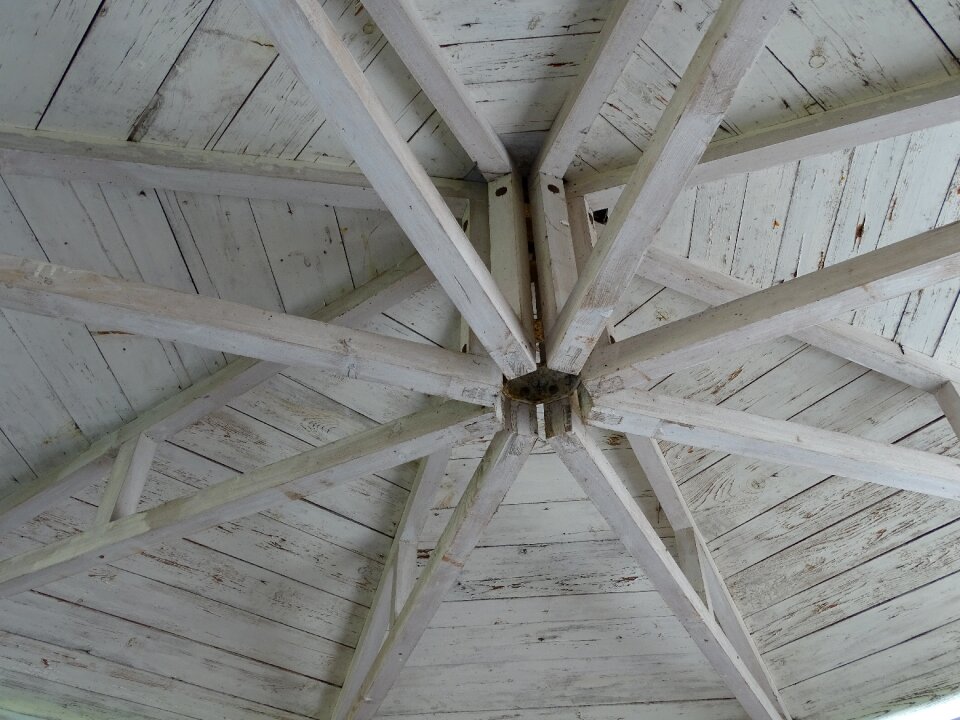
[546, 0, 788, 373]
[548, 398, 783, 720]
[0, 126, 480, 213]
[569, 74, 960, 209]
[583, 388, 960, 500]
[345, 402, 537, 720]
[936, 382, 960, 440]
[0, 253, 502, 405]
[489, 173, 535, 338]
[246, 0, 536, 377]
[0, 400, 500, 597]
[0, 254, 438, 535]
[584, 221, 960, 394]
[363, 0, 512, 177]
[529, 173, 579, 334]
[93, 434, 158, 525]
[535, 0, 660, 178]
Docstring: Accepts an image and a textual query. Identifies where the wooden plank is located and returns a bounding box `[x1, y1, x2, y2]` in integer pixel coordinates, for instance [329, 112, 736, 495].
[546, 0, 788, 373]
[0, 253, 502, 405]
[583, 388, 960, 501]
[0, 253, 438, 535]
[246, 0, 536, 378]
[534, 0, 660, 178]
[94, 433, 159, 524]
[529, 173, 579, 334]
[584, 221, 960, 394]
[936, 381, 960, 440]
[547, 397, 783, 720]
[628, 435, 791, 720]
[344, 403, 537, 720]
[569, 75, 960, 209]
[0, 126, 479, 213]
[0, 399, 499, 597]
[488, 174, 534, 337]
[333, 447, 452, 720]
[364, 0, 512, 176]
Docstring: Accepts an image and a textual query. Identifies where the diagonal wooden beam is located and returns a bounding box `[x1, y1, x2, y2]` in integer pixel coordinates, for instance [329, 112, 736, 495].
[344, 401, 537, 720]
[535, 0, 660, 178]
[547, 396, 784, 720]
[583, 220, 960, 394]
[246, 0, 536, 378]
[582, 387, 960, 500]
[0, 400, 499, 598]
[639, 247, 960, 392]
[0, 253, 502, 404]
[332, 447, 452, 720]
[0, 126, 481, 213]
[92, 434, 159, 525]
[546, 0, 788, 374]
[568, 74, 960, 209]
[363, 0, 512, 177]
[629, 435, 791, 720]
[936, 382, 960, 440]
[0, 254, 439, 536]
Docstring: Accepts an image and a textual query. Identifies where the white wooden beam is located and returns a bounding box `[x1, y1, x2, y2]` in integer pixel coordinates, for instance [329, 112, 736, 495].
[246, 0, 536, 378]
[628, 435, 791, 720]
[0, 254, 439, 536]
[0, 126, 480, 213]
[0, 253, 502, 405]
[547, 398, 784, 720]
[488, 173, 534, 337]
[333, 447, 452, 720]
[583, 388, 960, 501]
[546, 0, 788, 374]
[93, 434, 159, 525]
[568, 75, 960, 209]
[935, 382, 960, 440]
[584, 221, 960, 395]
[639, 247, 960, 392]
[0, 400, 499, 598]
[363, 0, 512, 177]
[529, 173, 579, 334]
[534, 0, 660, 178]
[344, 402, 538, 720]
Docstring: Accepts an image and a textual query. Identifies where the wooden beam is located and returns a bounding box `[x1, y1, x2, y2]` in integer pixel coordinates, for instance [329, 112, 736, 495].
[0, 126, 480, 213]
[546, 0, 788, 374]
[935, 382, 960, 440]
[0, 400, 499, 598]
[529, 173, 579, 334]
[0, 253, 502, 405]
[93, 434, 158, 525]
[629, 435, 792, 720]
[488, 173, 534, 337]
[363, 0, 512, 177]
[584, 221, 960, 395]
[534, 0, 660, 178]
[246, 0, 536, 377]
[639, 247, 960, 392]
[547, 398, 784, 720]
[582, 388, 960, 500]
[345, 402, 537, 720]
[568, 75, 960, 209]
[0, 254, 438, 536]
[333, 447, 451, 720]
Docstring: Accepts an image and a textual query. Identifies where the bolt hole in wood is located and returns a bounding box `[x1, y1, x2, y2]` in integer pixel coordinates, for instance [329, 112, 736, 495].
[495, 186, 508, 197]
[547, 183, 560, 194]
[503, 367, 580, 404]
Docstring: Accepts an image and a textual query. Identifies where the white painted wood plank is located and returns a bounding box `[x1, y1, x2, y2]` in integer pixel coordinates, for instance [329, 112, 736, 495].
[488, 174, 534, 337]
[535, 0, 660, 177]
[0, 253, 502, 405]
[530, 172, 579, 333]
[937, 381, 960, 440]
[246, 0, 536, 377]
[584, 221, 960, 393]
[364, 0, 512, 176]
[583, 388, 960, 500]
[547, 0, 788, 373]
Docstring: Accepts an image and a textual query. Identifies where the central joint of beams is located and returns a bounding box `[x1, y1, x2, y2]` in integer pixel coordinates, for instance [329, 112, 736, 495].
[503, 367, 580, 405]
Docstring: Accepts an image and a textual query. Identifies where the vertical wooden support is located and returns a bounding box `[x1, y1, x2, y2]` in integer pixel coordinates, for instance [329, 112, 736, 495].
[489, 173, 534, 338]
[529, 173, 579, 335]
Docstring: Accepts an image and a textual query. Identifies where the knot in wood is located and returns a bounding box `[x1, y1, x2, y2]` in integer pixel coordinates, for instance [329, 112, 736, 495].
[502, 368, 580, 405]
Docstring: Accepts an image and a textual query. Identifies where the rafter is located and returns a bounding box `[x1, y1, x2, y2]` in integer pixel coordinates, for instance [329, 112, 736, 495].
[246, 0, 536, 377]
[583, 220, 960, 394]
[92, 434, 158, 525]
[363, 0, 512, 177]
[0, 254, 437, 535]
[629, 435, 791, 720]
[344, 402, 537, 720]
[583, 388, 960, 500]
[0, 400, 499, 598]
[0, 253, 502, 404]
[639, 247, 960, 392]
[568, 74, 960, 209]
[530, 172, 579, 333]
[546, 0, 789, 374]
[547, 397, 784, 720]
[534, 0, 660, 178]
[0, 126, 481, 213]
[936, 381, 960, 440]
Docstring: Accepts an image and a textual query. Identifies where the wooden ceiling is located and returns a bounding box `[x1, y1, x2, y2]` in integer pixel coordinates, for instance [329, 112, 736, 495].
[0, 1, 960, 720]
